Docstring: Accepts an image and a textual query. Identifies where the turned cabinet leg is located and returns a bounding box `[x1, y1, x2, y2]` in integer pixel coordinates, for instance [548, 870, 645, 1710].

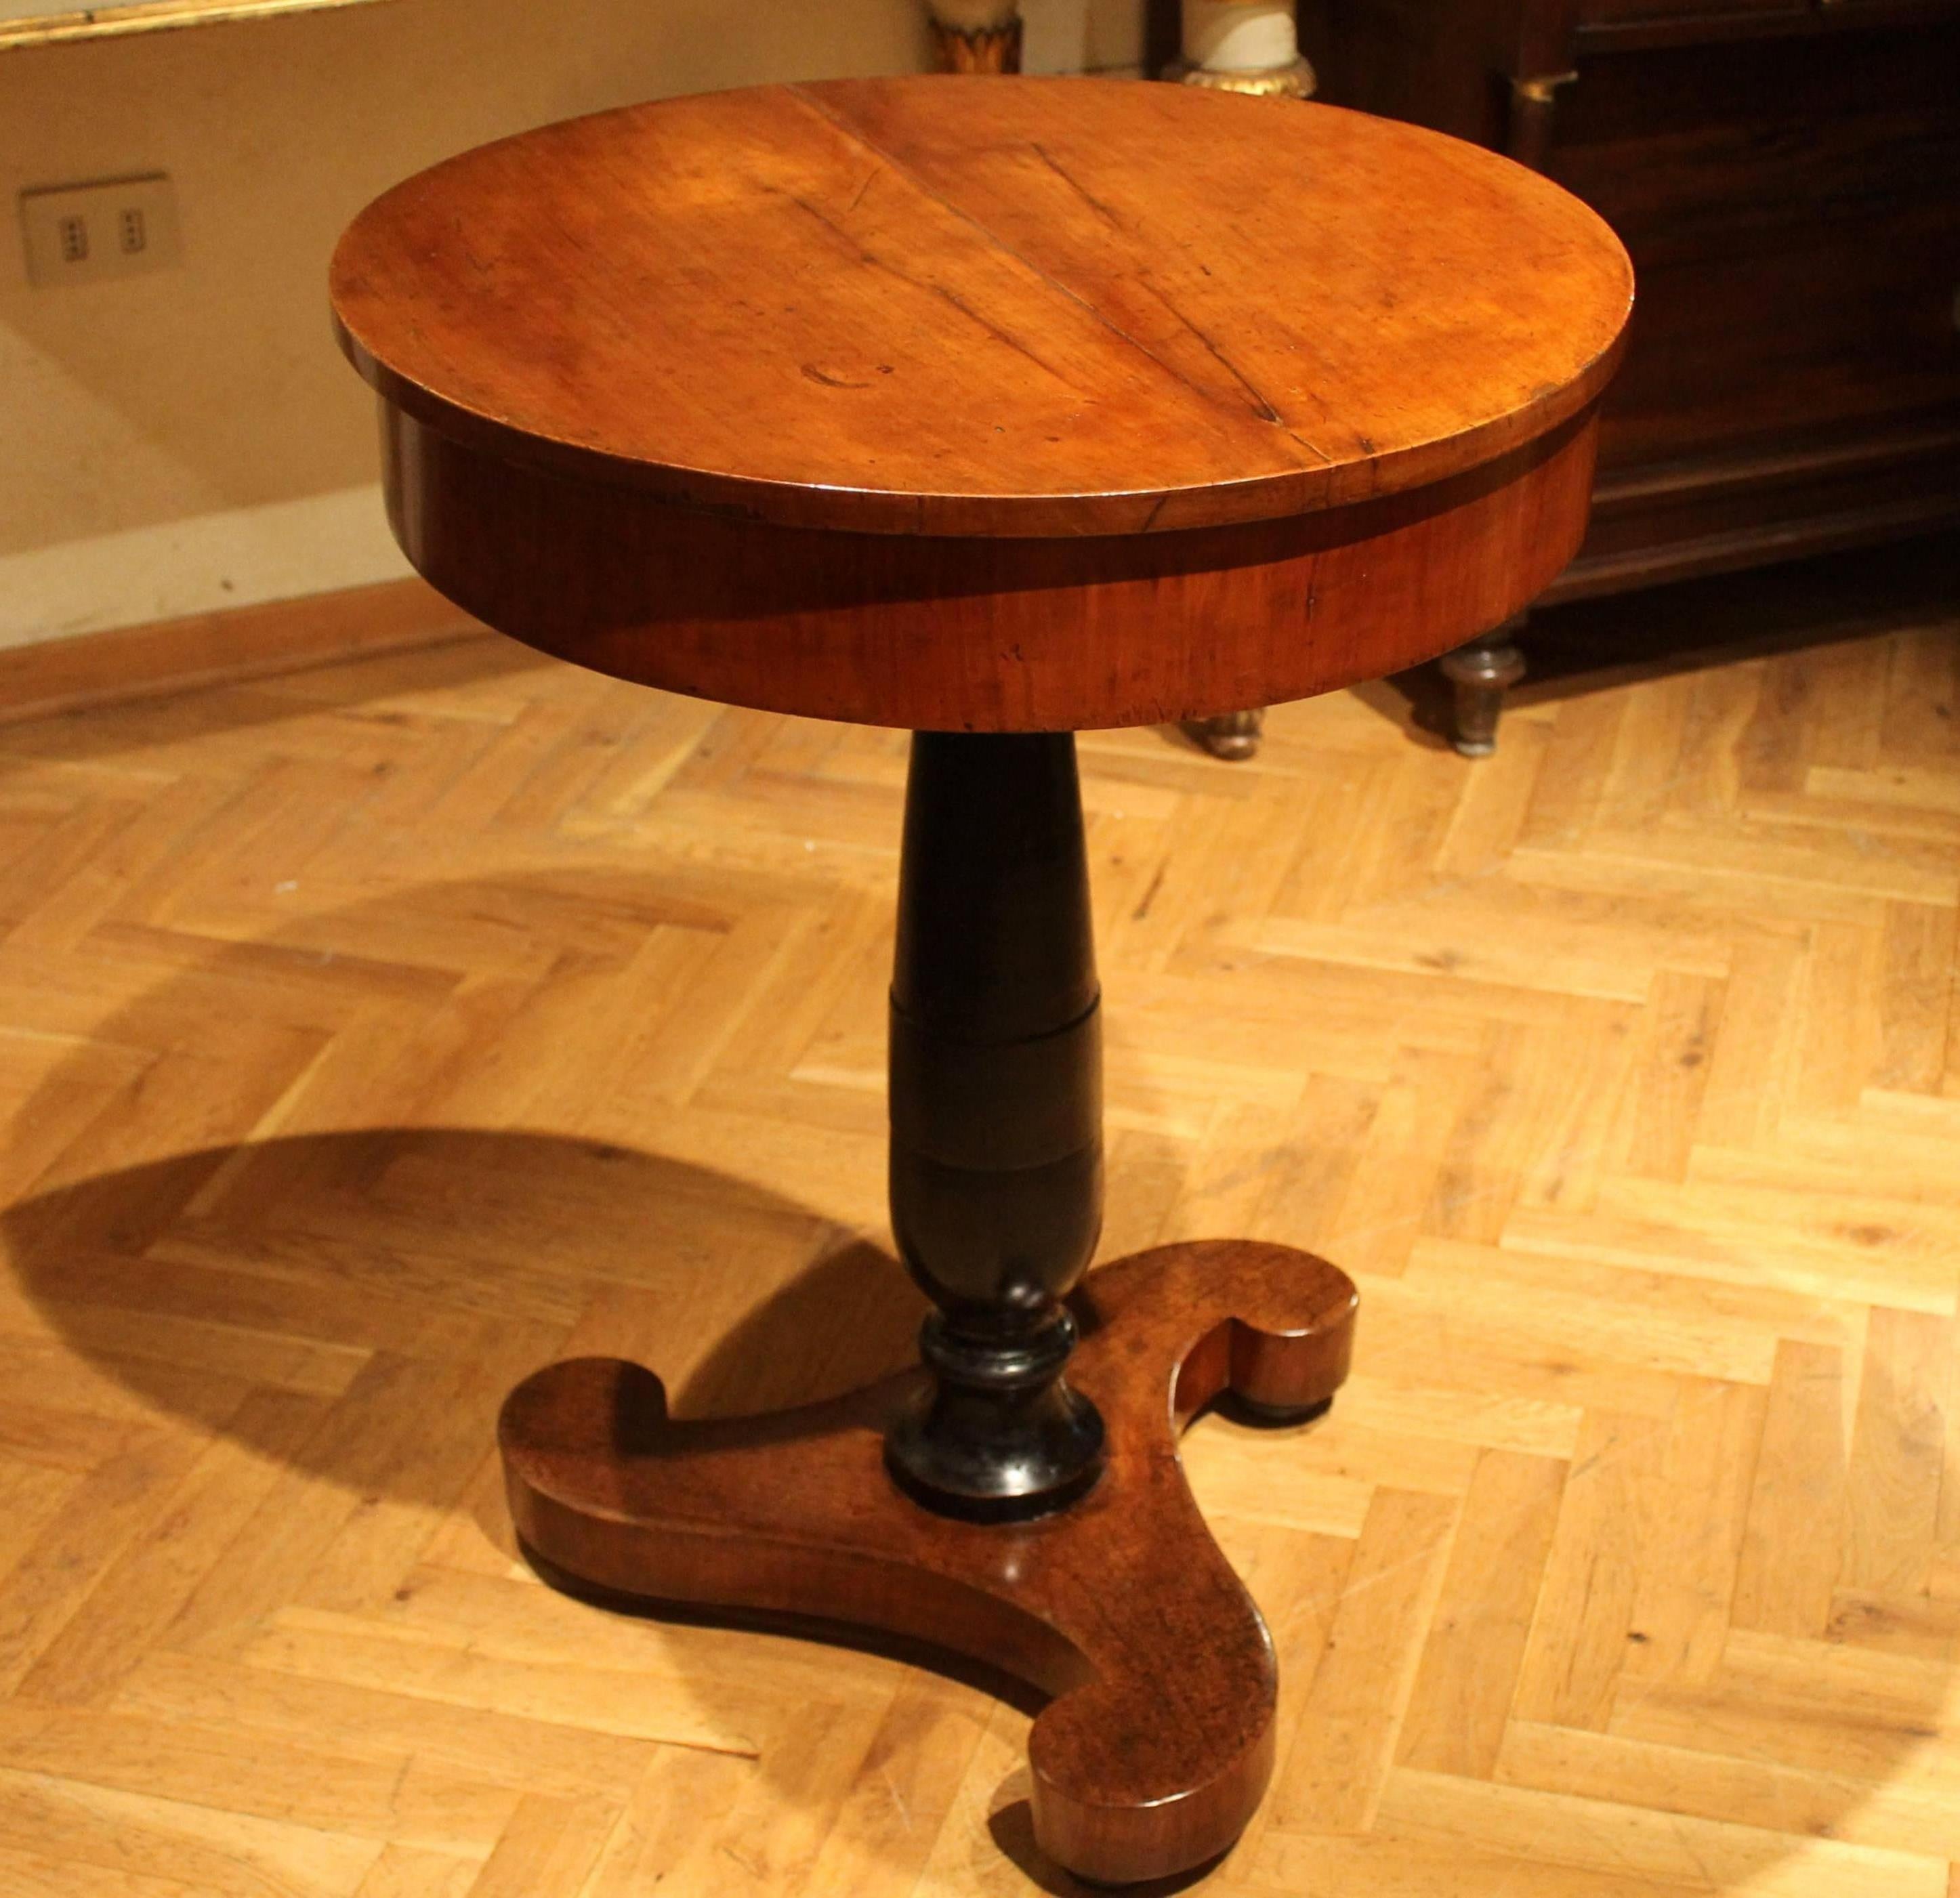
[1439, 616, 1527, 758]
[884, 732, 1106, 1520]
[1186, 709, 1266, 761]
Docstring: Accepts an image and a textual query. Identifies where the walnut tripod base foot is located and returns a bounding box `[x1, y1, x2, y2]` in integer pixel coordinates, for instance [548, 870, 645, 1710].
[501, 1239, 1358, 1884]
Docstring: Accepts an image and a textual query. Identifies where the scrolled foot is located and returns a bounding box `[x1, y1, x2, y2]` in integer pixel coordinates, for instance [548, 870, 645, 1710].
[499, 1239, 1357, 1884]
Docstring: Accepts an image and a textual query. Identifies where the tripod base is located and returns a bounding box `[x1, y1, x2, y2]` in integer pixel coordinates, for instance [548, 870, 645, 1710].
[500, 1240, 1358, 1884]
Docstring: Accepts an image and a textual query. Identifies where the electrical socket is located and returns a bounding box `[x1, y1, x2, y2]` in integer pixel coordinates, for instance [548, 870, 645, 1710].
[20, 174, 181, 287]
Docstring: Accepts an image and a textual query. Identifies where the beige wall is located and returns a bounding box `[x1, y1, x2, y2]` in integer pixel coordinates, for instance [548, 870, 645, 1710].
[1, 0, 1145, 645]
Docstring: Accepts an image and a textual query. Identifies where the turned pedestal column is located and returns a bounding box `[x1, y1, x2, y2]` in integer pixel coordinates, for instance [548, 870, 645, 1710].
[331, 75, 1630, 1882]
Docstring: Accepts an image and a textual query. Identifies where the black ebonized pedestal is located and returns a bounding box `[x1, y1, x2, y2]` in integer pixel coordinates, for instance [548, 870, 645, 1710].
[497, 733, 1361, 1881]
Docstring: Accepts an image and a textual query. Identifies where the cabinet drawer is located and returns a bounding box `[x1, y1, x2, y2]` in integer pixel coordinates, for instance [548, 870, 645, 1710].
[1550, 98, 1960, 264]
[1572, 18, 1955, 121]
[1596, 203, 1960, 468]
[1577, 0, 1960, 49]
[1582, 0, 1802, 21]
[1544, 23, 1960, 465]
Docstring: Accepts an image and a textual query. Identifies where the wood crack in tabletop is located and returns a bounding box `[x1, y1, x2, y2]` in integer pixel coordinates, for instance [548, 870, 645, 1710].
[784, 80, 1341, 474]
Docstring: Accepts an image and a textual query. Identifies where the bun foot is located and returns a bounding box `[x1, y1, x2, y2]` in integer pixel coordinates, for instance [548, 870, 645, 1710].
[500, 1238, 1358, 1884]
[1186, 709, 1266, 761]
[1439, 618, 1526, 757]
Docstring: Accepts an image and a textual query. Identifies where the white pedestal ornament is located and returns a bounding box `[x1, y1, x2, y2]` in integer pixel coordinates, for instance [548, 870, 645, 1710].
[1171, 0, 1314, 98]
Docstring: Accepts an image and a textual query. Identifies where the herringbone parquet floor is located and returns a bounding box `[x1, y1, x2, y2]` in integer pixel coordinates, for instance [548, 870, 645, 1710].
[1, 566, 1958, 1897]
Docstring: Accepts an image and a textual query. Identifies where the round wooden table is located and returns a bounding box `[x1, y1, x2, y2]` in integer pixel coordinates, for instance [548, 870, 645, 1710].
[332, 75, 1630, 1884]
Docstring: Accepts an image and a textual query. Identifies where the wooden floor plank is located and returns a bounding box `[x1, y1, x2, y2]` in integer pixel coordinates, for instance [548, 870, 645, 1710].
[0, 564, 1951, 1891]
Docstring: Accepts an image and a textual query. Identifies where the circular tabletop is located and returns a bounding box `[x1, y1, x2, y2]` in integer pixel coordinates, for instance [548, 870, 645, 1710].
[331, 76, 1631, 541]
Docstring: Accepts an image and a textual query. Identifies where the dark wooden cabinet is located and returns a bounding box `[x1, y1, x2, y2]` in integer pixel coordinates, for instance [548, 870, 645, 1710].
[1295, 0, 1960, 744]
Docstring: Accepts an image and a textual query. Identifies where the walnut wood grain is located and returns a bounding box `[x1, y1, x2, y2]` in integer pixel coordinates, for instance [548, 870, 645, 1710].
[380, 402, 1600, 730]
[501, 1239, 1359, 1885]
[331, 77, 1630, 541]
[329, 75, 1623, 1882]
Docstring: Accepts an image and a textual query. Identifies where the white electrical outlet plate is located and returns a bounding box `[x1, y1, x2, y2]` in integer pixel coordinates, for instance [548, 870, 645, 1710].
[19, 173, 181, 287]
